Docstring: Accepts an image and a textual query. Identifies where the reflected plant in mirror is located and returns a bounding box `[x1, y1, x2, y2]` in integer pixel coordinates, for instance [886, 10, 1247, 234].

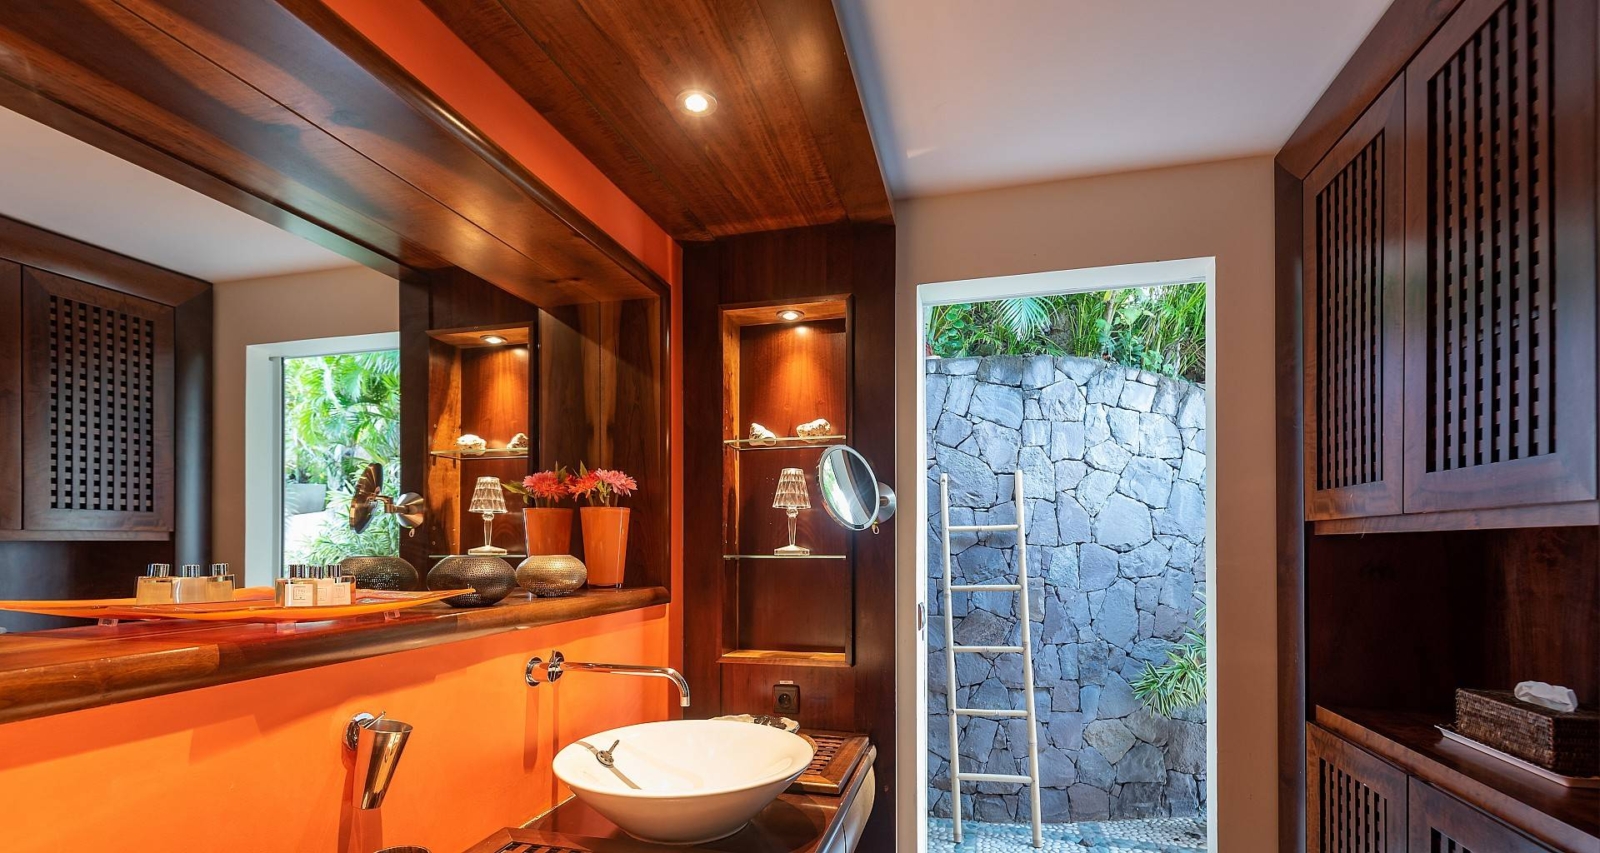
[281, 350, 401, 567]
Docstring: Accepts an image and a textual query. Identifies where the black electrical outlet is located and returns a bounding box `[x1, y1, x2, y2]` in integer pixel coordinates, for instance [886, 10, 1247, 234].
[773, 681, 800, 716]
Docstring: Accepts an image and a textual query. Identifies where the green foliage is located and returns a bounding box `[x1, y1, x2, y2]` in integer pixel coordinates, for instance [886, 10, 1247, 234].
[282, 350, 401, 563]
[1130, 598, 1208, 717]
[926, 282, 1207, 382]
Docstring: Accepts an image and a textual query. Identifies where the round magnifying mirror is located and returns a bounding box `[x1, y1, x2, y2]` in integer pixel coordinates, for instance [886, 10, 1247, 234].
[816, 446, 897, 531]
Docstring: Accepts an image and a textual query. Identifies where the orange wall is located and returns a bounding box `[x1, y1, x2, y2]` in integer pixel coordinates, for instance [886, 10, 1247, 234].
[0, 607, 671, 853]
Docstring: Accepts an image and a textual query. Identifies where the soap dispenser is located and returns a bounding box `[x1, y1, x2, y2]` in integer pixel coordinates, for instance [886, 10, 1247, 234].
[174, 564, 210, 604]
[207, 563, 236, 602]
[136, 563, 175, 604]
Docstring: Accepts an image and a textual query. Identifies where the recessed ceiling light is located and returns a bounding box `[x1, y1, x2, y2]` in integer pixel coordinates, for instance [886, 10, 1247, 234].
[678, 89, 717, 116]
[481, 334, 508, 345]
[777, 309, 805, 322]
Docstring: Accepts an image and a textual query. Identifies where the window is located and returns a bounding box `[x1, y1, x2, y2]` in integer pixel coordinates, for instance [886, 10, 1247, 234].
[243, 333, 400, 586]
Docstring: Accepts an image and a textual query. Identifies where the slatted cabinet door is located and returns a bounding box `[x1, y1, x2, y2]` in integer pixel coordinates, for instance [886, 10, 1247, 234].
[1307, 725, 1408, 853]
[20, 268, 174, 532]
[1303, 79, 1408, 519]
[1408, 781, 1554, 852]
[0, 260, 19, 531]
[1402, 0, 1599, 513]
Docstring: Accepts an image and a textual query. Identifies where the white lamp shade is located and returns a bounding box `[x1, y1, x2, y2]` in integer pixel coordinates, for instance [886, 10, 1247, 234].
[468, 476, 508, 515]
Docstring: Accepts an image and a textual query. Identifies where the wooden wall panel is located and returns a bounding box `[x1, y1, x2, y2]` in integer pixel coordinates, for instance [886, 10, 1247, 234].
[683, 223, 895, 848]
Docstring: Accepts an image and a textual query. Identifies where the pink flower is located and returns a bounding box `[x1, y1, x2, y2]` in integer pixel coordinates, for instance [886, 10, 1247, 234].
[569, 465, 638, 506]
[593, 469, 637, 498]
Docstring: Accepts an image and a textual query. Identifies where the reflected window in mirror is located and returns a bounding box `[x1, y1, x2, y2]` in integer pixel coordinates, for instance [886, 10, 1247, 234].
[280, 349, 401, 570]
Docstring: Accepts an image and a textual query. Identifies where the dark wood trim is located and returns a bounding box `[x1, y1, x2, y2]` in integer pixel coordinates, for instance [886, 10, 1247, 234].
[0, 73, 411, 282]
[1277, 0, 1463, 178]
[172, 288, 211, 565]
[0, 530, 172, 542]
[0, 586, 668, 726]
[275, 0, 669, 299]
[1317, 707, 1598, 852]
[398, 271, 435, 571]
[1274, 162, 1308, 853]
[0, 261, 19, 533]
[0, 213, 207, 307]
[1312, 501, 1600, 535]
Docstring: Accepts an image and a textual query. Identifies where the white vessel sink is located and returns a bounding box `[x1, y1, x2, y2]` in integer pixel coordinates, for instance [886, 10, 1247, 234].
[552, 719, 814, 845]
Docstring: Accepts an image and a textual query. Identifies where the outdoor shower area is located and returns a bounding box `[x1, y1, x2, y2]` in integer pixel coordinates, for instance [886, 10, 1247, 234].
[921, 276, 1210, 852]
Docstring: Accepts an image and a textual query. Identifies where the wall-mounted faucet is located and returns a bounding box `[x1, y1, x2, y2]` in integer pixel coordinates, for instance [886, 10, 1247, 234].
[345, 711, 413, 809]
[526, 650, 691, 708]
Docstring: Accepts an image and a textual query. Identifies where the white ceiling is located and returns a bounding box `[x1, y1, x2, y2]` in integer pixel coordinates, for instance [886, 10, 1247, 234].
[0, 106, 355, 282]
[837, 0, 1393, 198]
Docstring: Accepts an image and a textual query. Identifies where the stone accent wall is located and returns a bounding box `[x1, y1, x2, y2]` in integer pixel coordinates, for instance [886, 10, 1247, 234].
[925, 354, 1207, 823]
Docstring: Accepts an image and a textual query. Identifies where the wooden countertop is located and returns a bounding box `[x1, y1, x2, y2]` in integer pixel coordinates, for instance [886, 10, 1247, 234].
[0, 586, 668, 725]
[465, 744, 877, 853]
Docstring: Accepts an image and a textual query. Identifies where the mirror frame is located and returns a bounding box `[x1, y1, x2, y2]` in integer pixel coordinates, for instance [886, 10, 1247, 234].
[816, 446, 896, 532]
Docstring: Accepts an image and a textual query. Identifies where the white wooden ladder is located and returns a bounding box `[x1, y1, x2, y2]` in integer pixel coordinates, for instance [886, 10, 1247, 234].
[938, 469, 1043, 848]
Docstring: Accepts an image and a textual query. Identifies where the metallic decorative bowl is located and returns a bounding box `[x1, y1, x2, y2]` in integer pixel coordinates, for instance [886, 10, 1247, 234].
[339, 555, 420, 591]
[427, 555, 516, 607]
[516, 555, 587, 598]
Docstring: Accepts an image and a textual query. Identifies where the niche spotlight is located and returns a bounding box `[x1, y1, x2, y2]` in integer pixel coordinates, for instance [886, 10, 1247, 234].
[777, 309, 805, 322]
[481, 334, 508, 345]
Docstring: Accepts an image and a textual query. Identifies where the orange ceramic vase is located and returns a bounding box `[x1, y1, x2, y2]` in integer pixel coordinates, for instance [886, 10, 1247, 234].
[522, 508, 573, 556]
[580, 506, 630, 588]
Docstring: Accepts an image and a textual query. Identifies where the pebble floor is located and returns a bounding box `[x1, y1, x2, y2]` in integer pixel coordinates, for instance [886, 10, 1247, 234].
[927, 816, 1208, 852]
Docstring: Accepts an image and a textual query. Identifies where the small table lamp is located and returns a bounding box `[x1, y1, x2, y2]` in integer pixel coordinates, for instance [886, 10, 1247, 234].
[467, 476, 508, 556]
[772, 467, 811, 556]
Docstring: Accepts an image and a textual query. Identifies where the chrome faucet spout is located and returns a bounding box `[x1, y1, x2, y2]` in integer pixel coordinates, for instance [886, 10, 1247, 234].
[526, 650, 692, 707]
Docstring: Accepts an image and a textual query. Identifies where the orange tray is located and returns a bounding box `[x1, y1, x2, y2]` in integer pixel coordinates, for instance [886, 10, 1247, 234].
[0, 587, 476, 623]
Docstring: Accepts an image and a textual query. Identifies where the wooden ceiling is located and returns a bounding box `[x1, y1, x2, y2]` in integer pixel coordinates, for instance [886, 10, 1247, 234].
[420, 0, 894, 241]
[0, 0, 664, 305]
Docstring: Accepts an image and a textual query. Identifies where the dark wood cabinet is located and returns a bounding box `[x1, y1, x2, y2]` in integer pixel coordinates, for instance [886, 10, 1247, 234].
[1307, 724, 1408, 853]
[19, 268, 174, 532]
[1303, 79, 1408, 520]
[1298, 0, 1598, 528]
[1409, 780, 1554, 853]
[1400, 0, 1597, 514]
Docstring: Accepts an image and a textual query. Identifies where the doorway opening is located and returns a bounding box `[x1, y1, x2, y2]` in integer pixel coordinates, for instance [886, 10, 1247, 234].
[915, 259, 1214, 853]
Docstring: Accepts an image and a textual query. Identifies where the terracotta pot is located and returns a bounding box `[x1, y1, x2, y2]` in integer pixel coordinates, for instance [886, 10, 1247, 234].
[522, 507, 573, 556]
[580, 506, 630, 588]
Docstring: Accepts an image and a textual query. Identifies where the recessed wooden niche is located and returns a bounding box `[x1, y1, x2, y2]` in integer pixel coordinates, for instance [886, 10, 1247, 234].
[719, 298, 853, 667]
[424, 325, 532, 558]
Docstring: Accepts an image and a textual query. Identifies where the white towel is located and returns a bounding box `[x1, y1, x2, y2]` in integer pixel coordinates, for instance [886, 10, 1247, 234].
[1513, 681, 1579, 713]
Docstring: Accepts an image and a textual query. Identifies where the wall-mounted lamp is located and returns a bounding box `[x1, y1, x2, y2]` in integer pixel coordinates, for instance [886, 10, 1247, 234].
[776, 309, 805, 322]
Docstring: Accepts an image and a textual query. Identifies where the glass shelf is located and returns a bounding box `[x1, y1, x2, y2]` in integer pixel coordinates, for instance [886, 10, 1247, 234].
[428, 447, 529, 460]
[722, 553, 847, 561]
[427, 554, 527, 560]
[722, 435, 847, 451]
